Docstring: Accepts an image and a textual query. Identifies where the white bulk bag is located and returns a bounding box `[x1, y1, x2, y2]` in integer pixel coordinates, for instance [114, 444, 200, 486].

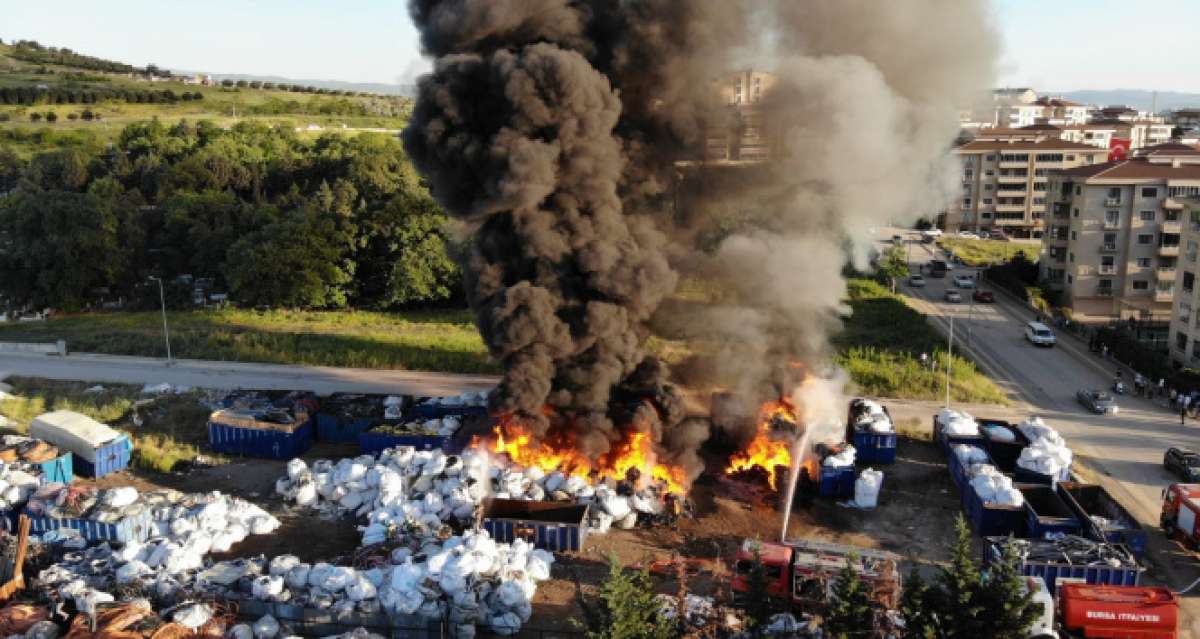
[30, 410, 123, 463]
[854, 468, 883, 509]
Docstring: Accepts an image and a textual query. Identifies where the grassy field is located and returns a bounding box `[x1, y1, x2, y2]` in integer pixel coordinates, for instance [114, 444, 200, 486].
[937, 238, 1040, 267]
[0, 308, 497, 373]
[835, 279, 1008, 404]
[0, 377, 214, 473]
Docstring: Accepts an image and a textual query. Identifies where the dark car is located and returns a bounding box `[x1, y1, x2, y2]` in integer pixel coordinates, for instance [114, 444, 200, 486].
[1164, 447, 1200, 482]
[972, 289, 994, 303]
[1076, 389, 1119, 415]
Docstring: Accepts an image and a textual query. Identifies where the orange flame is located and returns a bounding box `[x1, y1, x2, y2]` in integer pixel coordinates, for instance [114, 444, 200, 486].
[724, 399, 798, 489]
[478, 412, 688, 495]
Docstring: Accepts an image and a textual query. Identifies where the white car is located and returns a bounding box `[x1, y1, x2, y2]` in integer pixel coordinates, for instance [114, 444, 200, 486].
[921, 228, 943, 238]
[953, 275, 975, 289]
[957, 231, 980, 239]
[908, 274, 926, 287]
[944, 290, 963, 303]
[1025, 321, 1056, 347]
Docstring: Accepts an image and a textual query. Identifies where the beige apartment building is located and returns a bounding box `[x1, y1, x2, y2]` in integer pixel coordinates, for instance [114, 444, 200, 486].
[1041, 150, 1200, 323]
[703, 70, 779, 163]
[1168, 198, 1200, 366]
[948, 137, 1107, 237]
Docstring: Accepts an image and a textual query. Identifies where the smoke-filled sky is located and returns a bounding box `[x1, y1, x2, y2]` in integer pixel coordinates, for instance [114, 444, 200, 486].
[3, 0, 1200, 92]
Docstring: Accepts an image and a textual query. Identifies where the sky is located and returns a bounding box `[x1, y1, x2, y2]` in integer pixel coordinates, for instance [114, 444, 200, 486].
[1, 0, 1198, 92]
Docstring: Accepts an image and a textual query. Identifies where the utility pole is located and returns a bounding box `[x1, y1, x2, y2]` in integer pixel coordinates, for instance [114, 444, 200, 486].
[945, 314, 954, 408]
[148, 277, 173, 365]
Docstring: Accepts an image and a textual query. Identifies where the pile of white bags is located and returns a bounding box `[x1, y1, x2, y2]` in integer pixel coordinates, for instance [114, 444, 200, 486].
[372, 416, 461, 438]
[0, 463, 42, 510]
[1015, 417, 1072, 478]
[822, 446, 856, 468]
[418, 391, 490, 409]
[968, 466, 1024, 506]
[952, 444, 990, 467]
[383, 396, 405, 421]
[853, 468, 883, 508]
[981, 423, 1017, 442]
[937, 409, 979, 437]
[851, 400, 894, 434]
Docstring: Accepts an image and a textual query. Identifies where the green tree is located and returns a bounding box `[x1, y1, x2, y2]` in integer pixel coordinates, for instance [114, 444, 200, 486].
[742, 542, 772, 634]
[235, 79, 248, 88]
[223, 208, 353, 308]
[29, 112, 42, 122]
[221, 79, 234, 87]
[825, 553, 876, 639]
[977, 539, 1039, 639]
[351, 190, 459, 308]
[67, 112, 79, 121]
[0, 148, 23, 194]
[44, 111, 57, 123]
[580, 555, 676, 639]
[936, 515, 987, 637]
[876, 244, 910, 290]
[899, 563, 939, 639]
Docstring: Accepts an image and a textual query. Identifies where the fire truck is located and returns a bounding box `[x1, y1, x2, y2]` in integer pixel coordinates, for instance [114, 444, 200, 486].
[731, 539, 901, 610]
[1160, 483, 1200, 546]
[1057, 583, 1178, 639]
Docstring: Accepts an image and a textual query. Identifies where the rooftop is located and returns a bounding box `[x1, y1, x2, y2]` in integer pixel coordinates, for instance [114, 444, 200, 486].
[1033, 97, 1084, 108]
[956, 138, 1103, 153]
[1057, 157, 1200, 181]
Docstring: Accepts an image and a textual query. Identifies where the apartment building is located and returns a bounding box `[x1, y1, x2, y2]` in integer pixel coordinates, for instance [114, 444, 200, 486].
[1168, 198, 1200, 366]
[1042, 153, 1200, 323]
[948, 137, 1107, 237]
[704, 70, 779, 163]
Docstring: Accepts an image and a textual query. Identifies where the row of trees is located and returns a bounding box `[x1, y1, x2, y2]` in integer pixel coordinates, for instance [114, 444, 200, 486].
[6, 40, 135, 74]
[0, 119, 460, 311]
[0, 86, 206, 106]
[580, 516, 1037, 638]
[218, 78, 376, 97]
[28, 110, 102, 123]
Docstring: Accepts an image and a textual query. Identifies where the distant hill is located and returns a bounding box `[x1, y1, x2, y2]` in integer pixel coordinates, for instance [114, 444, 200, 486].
[195, 72, 413, 97]
[1055, 89, 1200, 112]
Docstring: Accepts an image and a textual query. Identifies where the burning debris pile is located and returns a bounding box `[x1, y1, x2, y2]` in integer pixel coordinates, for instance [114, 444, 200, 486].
[724, 399, 801, 489]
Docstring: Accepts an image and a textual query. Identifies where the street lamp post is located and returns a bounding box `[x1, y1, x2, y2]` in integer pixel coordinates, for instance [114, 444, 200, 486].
[148, 277, 173, 365]
[945, 314, 954, 408]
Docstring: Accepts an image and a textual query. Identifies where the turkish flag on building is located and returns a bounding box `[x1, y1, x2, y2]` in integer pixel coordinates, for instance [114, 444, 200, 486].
[1109, 138, 1131, 161]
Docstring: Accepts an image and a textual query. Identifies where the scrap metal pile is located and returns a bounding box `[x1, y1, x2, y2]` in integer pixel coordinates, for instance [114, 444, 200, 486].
[1002, 534, 1139, 568]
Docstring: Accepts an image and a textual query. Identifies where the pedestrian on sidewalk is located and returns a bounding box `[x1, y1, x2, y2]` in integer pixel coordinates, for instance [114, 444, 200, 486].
[920, 352, 929, 369]
[1171, 387, 1179, 407]
[1183, 403, 1188, 425]
[1184, 394, 1192, 418]
[1101, 343, 1109, 360]
[1159, 378, 1166, 398]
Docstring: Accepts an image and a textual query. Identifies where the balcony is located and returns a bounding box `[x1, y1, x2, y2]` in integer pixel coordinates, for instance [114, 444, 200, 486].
[1156, 288, 1176, 302]
[999, 159, 1030, 169]
[1160, 244, 1181, 257]
[1162, 220, 1182, 234]
[1052, 202, 1070, 218]
[1157, 267, 1177, 281]
[1165, 198, 1184, 210]
[997, 174, 1028, 183]
[1098, 265, 1117, 275]
[1102, 220, 1121, 229]
[1095, 286, 1115, 297]
[995, 203, 1027, 212]
[1098, 243, 1119, 253]
[1105, 197, 1122, 207]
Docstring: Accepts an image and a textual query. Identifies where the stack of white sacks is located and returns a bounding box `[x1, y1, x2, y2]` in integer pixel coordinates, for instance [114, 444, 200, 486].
[954, 444, 1023, 507]
[822, 446, 856, 468]
[383, 395, 404, 421]
[937, 409, 980, 437]
[36, 488, 282, 617]
[276, 447, 661, 542]
[1016, 416, 1072, 480]
[190, 530, 553, 635]
[852, 400, 894, 433]
[417, 391, 490, 410]
[0, 463, 41, 510]
[853, 468, 883, 508]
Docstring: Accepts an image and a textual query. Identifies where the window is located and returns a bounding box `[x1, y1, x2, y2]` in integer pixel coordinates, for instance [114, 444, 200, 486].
[1069, 230, 1076, 240]
[1136, 258, 1151, 268]
[982, 212, 992, 219]
[1138, 234, 1154, 245]
[984, 184, 994, 191]
[1073, 208, 1080, 218]
[1105, 210, 1120, 225]
[1140, 210, 1155, 221]
[1033, 197, 1046, 205]
[1143, 187, 1158, 198]
[1000, 153, 1029, 162]
[1034, 182, 1048, 192]
[1101, 256, 1115, 267]
[985, 155, 996, 161]
[1166, 210, 1180, 222]
[1186, 272, 1196, 291]
[1104, 232, 1117, 243]
[1099, 278, 1112, 289]
[1075, 186, 1082, 195]
[1066, 154, 1076, 161]
[1035, 153, 1064, 162]
[1133, 280, 1149, 290]
[1067, 274, 1073, 284]
[1108, 187, 1121, 198]
[964, 171, 974, 179]
[962, 198, 972, 207]
[1178, 332, 1189, 351]
[983, 198, 992, 205]
[985, 170, 995, 176]
[1192, 341, 1200, 358]
[1068, 252, 1074, 263]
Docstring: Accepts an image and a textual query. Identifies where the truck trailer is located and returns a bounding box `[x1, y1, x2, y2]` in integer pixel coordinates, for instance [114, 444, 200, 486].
[731, 539, 901, 611]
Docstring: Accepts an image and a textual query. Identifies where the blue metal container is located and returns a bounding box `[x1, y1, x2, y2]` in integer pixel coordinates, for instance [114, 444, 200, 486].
[948, 445, 993, 491]
[27, 511, 153, 543]
[976, 419, 1030, 473]
[1021, 484, 1082, 539]
[1057, 482, 1147, 559]
[961, 481, 1026, 537]
[358, 430, 451, 455]
[34, 452, 73, 484]
[481, 498, 588, 552]
[983, 537, 1142, 591]
[411, 403, 487, 419]
[74, 435, 132, 479]
[316, 415, 375, 443]
[819, 466, 857, 499]
[1014, 464, 1071, 487]
[208, 421, 313, 459]
[852, 431, 897, 465]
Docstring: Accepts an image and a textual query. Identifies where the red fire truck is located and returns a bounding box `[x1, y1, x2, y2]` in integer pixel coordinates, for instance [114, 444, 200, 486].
[1160, 483, 1200, 546]
[731, 539, 901, 609]
[1058, 583, 1178, 639]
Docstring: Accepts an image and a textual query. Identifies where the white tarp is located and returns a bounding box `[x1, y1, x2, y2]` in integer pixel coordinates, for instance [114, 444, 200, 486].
[30, 410, 122, 463]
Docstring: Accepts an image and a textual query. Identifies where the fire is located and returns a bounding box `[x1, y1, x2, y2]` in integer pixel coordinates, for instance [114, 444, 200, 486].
[480, 413, 688, 495]
[724, 398, 799, 489]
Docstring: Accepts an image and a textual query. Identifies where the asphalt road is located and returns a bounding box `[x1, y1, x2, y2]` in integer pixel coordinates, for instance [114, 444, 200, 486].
[887, 231, 1200, 603]
[0, 351, 498, 396]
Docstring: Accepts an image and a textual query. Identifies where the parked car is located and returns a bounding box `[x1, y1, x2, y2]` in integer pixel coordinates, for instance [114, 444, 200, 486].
[1163, 447, 1200, 482]
[953, 274, 975, 289]
[972, 289, 994, 303]
[1024, 321, 1056, 347]
[921, 228, 943, 238]
[978, 231, 990, 240]
[944, 290, 962, 303]
[1076, 389, 1119, 415]
[957, 231, 979, 239]
[908, 274, 926, 287]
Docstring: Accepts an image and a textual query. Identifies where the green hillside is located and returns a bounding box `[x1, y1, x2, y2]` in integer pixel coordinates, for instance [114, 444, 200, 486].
[0, 40, 411, 155]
